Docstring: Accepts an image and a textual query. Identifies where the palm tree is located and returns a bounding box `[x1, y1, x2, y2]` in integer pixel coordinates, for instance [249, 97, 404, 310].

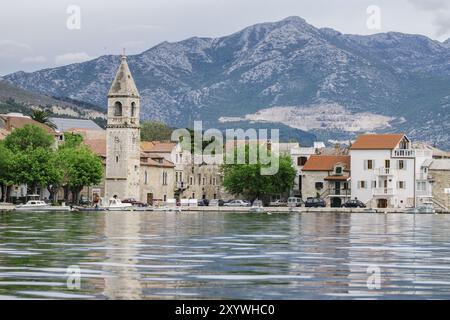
[31, 109, 57, 130]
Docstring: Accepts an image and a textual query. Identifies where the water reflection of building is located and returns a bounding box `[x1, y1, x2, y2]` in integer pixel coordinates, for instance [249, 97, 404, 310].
[103, 213, 143, 299]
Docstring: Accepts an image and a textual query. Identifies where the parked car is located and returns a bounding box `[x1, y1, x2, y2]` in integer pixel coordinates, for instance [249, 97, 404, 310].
[342, 199, 366, 208]
[269, 199, 287, 207]
[287, 197, 304, 207]
[209, 199, 225, 207]
[198, 199, 209, 206]
[122, 198, 148, 207]
[224, 200, 251, 207]
[305, 197, 326, 208]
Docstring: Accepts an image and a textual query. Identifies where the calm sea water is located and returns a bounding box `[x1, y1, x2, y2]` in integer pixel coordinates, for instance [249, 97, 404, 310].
[1, 211, 450, 299]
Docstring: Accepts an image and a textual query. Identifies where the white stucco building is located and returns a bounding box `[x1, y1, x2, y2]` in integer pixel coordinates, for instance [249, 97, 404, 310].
[350, 134, 433, 208]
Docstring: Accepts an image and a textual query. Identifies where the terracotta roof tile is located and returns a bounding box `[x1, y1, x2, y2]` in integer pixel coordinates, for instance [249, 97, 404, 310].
[140, 141, 175, 153]
[84, 139, 106, 156]
[303, 155, 350, 171]
[0, 114, 58, 136]
[351, 134, 405, 150]
[141, 156, 175, 168]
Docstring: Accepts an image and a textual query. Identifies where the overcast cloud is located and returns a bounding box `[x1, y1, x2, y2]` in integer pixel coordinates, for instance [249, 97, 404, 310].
[0, 0, 449, 76]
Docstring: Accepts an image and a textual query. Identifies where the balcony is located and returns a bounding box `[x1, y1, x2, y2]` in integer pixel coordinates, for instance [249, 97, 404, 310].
[375, 167, 396, 176]
[416, 173, 433, 181]
[416, 189, 432, 198]
[328, 189, 352, 197]
[392, 149, 433, 158]
[373, 188, 395, 196]
[108, 116, 139, 125]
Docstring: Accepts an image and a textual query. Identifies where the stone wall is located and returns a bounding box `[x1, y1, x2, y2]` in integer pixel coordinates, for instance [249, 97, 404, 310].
[431, 168, 450, 208]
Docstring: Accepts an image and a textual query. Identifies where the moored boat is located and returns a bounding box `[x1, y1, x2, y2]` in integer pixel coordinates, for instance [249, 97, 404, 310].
[405, 202, 436, 214]
[249, 200, 265, 213]
[16, 200, 72, 212]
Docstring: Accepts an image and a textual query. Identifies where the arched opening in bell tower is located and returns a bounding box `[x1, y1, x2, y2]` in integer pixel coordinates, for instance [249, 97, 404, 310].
[114, 101, 123, 116]
[131, 102, 136, 117]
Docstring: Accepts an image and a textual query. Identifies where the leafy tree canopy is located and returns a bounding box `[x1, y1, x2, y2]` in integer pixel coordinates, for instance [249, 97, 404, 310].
[141, 120, 173, 142]
[222, 145, 296, 201]
[4, 124, 54, 152]
[31, 109, 57, 129]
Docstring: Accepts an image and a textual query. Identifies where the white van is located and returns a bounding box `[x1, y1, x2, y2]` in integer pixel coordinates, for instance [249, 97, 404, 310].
[288, 197, 303, 207]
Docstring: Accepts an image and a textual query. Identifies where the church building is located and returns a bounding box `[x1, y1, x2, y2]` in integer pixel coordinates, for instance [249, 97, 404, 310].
[105, 55, 175, 203]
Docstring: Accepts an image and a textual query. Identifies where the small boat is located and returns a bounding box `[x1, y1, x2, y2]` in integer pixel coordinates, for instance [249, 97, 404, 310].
[249, 200, 265, 213]
[16, 200, 72, 212]
[405, 202, 436, 214]
[103, 197, 133, 211]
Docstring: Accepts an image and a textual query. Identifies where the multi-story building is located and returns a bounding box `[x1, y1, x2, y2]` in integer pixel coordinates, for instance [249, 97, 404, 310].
[350, 134, 433, 208]
[301, 155, 351, 207]
[290, 145, 316, 197]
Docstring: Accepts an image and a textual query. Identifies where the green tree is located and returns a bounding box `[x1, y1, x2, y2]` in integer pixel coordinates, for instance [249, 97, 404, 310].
[60, 146, 103, 203]
[31, 109, 57, 129]
[10, 147, 59, 195]
[222, 146, 296, 202]
[0, 141, 13, 202]
[4, 124, 54, 152]
[141, 120, 173, 141]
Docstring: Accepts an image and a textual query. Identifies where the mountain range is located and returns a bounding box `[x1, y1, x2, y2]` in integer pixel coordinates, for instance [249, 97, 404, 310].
[2, 16, 450, 148]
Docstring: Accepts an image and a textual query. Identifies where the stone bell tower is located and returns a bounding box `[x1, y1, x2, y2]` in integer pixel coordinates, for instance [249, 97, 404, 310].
[105, 55, 141, 200]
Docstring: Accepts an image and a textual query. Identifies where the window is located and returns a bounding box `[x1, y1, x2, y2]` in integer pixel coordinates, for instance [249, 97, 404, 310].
[385, 160, 390, 169]
[398, 160, 406, 170]
[365, 160, 374, 170]
[131, 102, 136, 117]
[213, 177, 216, 186]
[144, 171, 148, 184]
[315, 182, 323, 190]
[115, 155, 119, 163]
[417, 181, 426, 191]
[343, 182, 349, 190]
[189, 176, 193, 185]
[114, 101, 122, 116]
[397, 181, 406, 189]
[198, 174, 201, 185]
[297, 157, 307, 166]
[335, 166, 343, 175]
[162, 172, 168, 185]
[371, 180, 377, 188]
[202, 177, 206, 185]
[358, 181, 367, 189]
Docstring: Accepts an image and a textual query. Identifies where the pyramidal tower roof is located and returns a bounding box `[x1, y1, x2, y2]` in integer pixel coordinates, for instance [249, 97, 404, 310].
[108, 55, 140, 98]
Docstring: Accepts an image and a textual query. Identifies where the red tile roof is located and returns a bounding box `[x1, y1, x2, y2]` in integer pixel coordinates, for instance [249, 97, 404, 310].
[0, 114, 59, 136]
[141, 141, 175, 153]
[141, 156, 175, 168]
[302, 155, 350, 171]
[351, 134, 405, 150]
[84, 139, 106, 156]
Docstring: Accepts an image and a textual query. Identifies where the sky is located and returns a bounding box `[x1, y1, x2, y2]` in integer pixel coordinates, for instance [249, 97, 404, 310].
[1, 0, 450, 76]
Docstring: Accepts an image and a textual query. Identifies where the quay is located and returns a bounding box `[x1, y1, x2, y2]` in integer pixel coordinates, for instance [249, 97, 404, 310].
[1, 204, 448, 214]
[0, 203, 15, 212]
[182, 206, 450, 214]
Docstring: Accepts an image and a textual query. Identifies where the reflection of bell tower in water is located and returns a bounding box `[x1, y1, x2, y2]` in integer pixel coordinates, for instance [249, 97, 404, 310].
[105, 55, 141, 200]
